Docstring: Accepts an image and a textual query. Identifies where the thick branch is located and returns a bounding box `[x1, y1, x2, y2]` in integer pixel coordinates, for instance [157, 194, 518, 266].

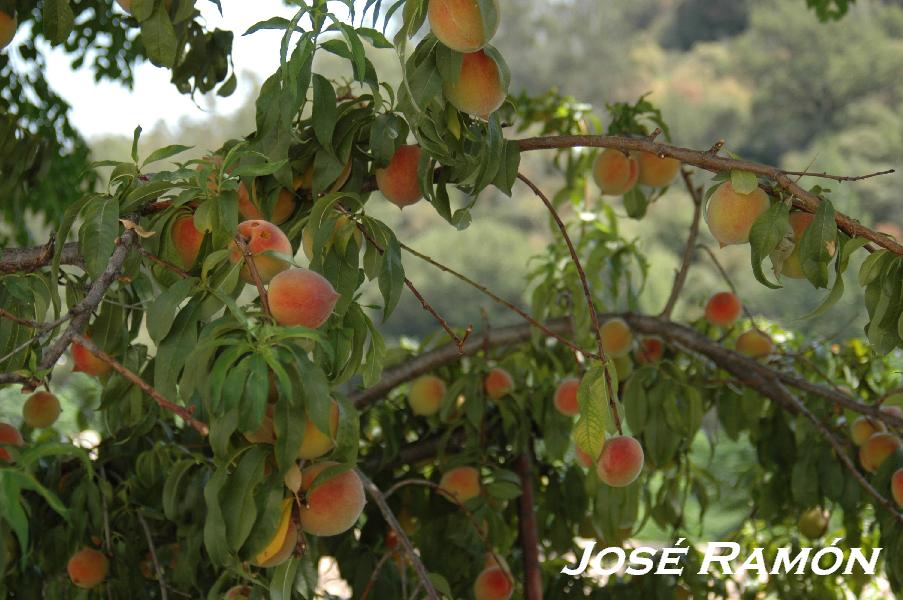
[661, 169, 702, 319]
[0, 241, 83, 273]
[515, 452, 543, 600]
[516, 135, 903, 256]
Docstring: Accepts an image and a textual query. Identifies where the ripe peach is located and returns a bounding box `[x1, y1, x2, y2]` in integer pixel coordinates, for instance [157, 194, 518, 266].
[375, 144, 423, 208]
[298, 400, 340, 459]
[892, 469, 903, 507]
[170, 214, 204, 268]
[228, 220, 293, 284]
[0, 422, 24, 463]
[71, 337, 111, 377]
[859, 433, 902, 473]
[224, 585, 251, 600]
[298, 462, 366, 536]
[484, 367, 514, 400]
[443, 49, 507, 118]
[636, 152, 681, 188]
[735, 330, 773, 359]
[850, 416, 886, 447]
[705, 181, 770, 246]
[600, 318, 633, 358]
[553, 377, 580, 417]
[575, 446, 594, 469]
[473, 566, 513, 600]
[428, 0, 499, 53]
[0, 11, 16, 50]
[705, 291, 742, 327]
[302, 215, 363, 260]
[782, 212, 837, 279]
[23, 391, 62, 429]
[238, 182, 296, 225]
[267, 268, 339, 328]
[67, 547, 109, 589]
[408, 375, 447, 416]
[797, 507, 829, 540]
[596, 436, 644, 487]
[636, 336, 664, 364]
[439, 466, 481, 502]
[592, 149, 639, 196]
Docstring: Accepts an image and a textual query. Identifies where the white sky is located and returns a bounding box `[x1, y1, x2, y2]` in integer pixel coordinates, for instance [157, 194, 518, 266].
[32, 1, 358, 139]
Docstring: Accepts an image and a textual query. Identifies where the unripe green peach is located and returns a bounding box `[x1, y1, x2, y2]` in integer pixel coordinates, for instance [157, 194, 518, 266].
[635, 336, 664, 364]
[428, 0, 500, 53]
[484, 367, 514, 400]
[859, 433, 902, 473]
[298, 462, 366, 536]
[23, 391, 62, 429]
[170, 214, 204, 268]
[592, 149, 639, 196]
[71, 337, 111, 377]
[268, 268, 339, 328]
[0, 422, 24, 463]
[408, 375, 447, 416]
[439, 465, 481, 502]
[781, 212, 837, 279]
[600, 317, 633, 358]
[596, 436, 644, 487]
[705, 181, 770, 246]
[67, 547, 109, 589]
[0, 11, 17, 50]
[553, 377, 580, 417]
[298, 400, 339, 460]
[636, 152, 681, 188]
[473, 566, 514, 600]
[228, 220, 293, 284]
[892, 468, 903, 507]
[797, 507, 829, 540]
[735, 329, 773, 359]
[850, 416, 886, 447]
[705, 291, 742, 327]
[376, 144, 423, 208]
[443, 49, 507, 118]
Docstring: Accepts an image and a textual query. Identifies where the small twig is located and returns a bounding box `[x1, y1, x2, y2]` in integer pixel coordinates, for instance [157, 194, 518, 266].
[137, 512, 169, 600]
[646, 127, 662, 142]
[781, 168, 895, 183]
[661, 170, 702, 319]
[233, 234, 272, 319]
[360, 551, 395, 600]
[707, 139, 725, 154]
[353, 469, 440, 600]
[137, 247, 190, 279]
[515, 452, 543, 600]
[72, 334, 209, 436]
[517, 172, 622, 434]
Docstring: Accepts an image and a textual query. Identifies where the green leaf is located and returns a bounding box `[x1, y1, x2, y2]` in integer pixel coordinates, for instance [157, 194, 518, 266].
[203, 467, 230, 566]
[162, 459, 197, 521]
[130, 0, 155, 21]
[574, 362, 618, 458]
[312, 74, 338, 149]
[799, 236, 870, 320]
[78, 196, 119, 280]
[749, 201, 789, 289]
[147, 277, 197, 344]
[141, 2, 178, 67]
[221, 446, 268, 551]
[799, 200, 837, 289]
[43, 0, 74, 45]
[623, 187, 648, 219]
[143, 144, 193, 167]
[730, 169, 758, 194]
[269, 558, 300, 599]
[231, 158, 288, 178]
[377, 232, 404, 322]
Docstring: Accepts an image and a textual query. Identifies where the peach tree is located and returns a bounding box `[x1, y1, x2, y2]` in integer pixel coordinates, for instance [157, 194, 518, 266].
[1, 0, 902, 598]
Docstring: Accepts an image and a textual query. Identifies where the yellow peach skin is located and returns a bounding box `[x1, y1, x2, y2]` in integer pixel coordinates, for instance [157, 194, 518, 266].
[228, 220, 293, 284]
[705, 181, 770, 246]
[428, 0, 500, 53]
[443, 49, 507, 118]
[593, 149, 639, 196]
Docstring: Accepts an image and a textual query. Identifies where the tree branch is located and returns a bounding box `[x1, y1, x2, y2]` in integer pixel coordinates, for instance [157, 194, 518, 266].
[233, 234, 272, 319]
[0, 241, 83, 273]
[515, 451, 543, 600]
[661, 169, 703, 319]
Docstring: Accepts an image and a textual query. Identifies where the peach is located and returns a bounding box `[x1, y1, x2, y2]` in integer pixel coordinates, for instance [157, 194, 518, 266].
[298, 462, 366, 536]
[553, 377, 580, 417]
[850, 416, 886, 447]
[228, 220, 293, 284]
[705, 291, 742, 327]
[797, 507, 829, 540]
[252, 498, 297, 567]
[600, 318, 633, 358]
[170, 214, 204, 268]
[238, 182, 296, 225]
[67, 547, 109, 589]
[224, 585, 251, 600]
[735, 330, 773, 359]
[443, 49, 507, 118]
[484, 367, 514, 400]
[883, 405, 903, 419]
[613, 355, 633, 380]
[592, 149, 639, 196]
[782, 212, 837, 279]
[375, 145, 423, 208]
[0, 11, 16, 50]
[0, 422, 23, 463]
[636, 152, 681, 188]
[71, 337, 111, 377]
[244, 404, 275, 444]
[892, 469, 903, 507]
[575, 446, 594, 468]
[596, 436, 644, 487]
[428, 0, 499, 53]
[408, 375, 447, 416]
[267, 268, 339, 328]
[473, 566, 513, 600]
[23, 391, 62, 429]
[635, 336, 664, 364]
[705, 181, 770, 246]
[439, 465, 481, 502]
[302, 215, 363, 260]
[385, 527, 399, 550]
[859, 433, 902, 473]
[298, 400, 340, 459]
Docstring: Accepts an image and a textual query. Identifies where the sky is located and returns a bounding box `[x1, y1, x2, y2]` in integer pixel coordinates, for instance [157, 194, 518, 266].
[37, 1, 339, 139]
